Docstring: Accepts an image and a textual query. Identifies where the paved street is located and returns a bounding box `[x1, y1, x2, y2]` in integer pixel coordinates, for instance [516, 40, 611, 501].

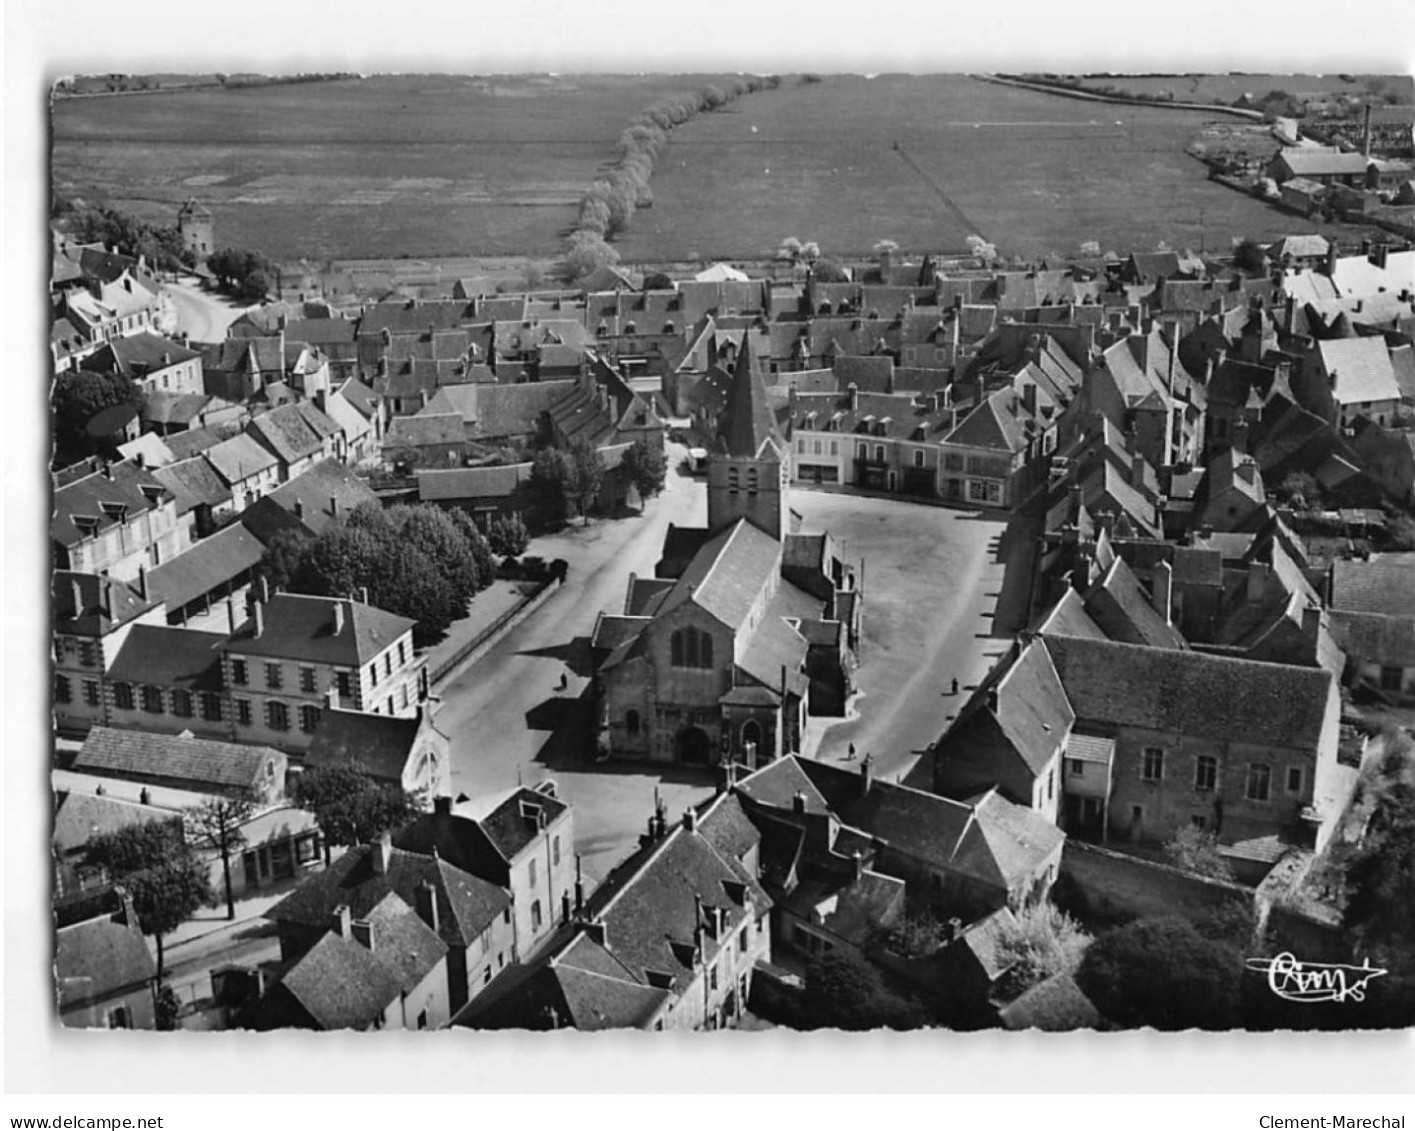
[437, 461, 1019, 884]
[166, 275, 252, 343]
[439, 445, 712, 884]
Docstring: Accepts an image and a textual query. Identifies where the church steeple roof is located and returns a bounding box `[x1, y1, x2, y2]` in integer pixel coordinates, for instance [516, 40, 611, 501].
[718, 335, 781, 459]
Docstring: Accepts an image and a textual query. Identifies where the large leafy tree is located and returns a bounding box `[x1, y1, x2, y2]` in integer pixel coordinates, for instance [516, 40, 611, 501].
[530, 447, 575, 524]
[184, 791, 258, 921]
[1163, 825, 1236, 882]
[994, 901, 1092, 996]
[565, 440, 604, 524]
[291, 765, 422, 860]
[52, 368, 142, 469]
[802, 951, 927, 1031]
[485, 513, 531, 559]
[206, 247, 277, 302]
[69, 205, 191, 273]
[1076, 916, 1242, 1030]
[620, 438, 667, 512]
[84, 822, 214, 977]
[1344, 781, 1415, 973]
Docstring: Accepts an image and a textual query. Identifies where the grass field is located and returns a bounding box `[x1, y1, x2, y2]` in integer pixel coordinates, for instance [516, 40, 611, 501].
[621, 74, 1383, 261]
[51, 74, 738, 260]
[1068, 73, 1413, 107]
[50, 72, 1413, 265]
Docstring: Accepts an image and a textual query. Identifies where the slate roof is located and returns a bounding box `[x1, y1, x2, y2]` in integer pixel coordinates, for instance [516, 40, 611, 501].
[1031, 588, 1106, 640]
[152, 456, 232, 513]
[357, 299, 474, 339]
[1317, 337, 1401, 406]
[51, 460, 174, 548]
[204, 433, 280, 485]
[416, 462, 531, 502]
[954, 906, 1019, 981]
[260, 930, 406, 1030]
[477, 786, 571, 863]
[998, 971, 1101, 1031]
[74, 726, 280, 793]
[52, 571, 161, 636]
[162, 427, 224, 461]
[147, 523, 265, 611]
[268, 840, 508, 949]
[247, 403, 337, 466]
[1066, 732, 1115, 765]
[1275, 149, 1369, 178]
[92, 331, 201, 378]
[1328, 611, 1415, 667]
[105, 624, 226, 690]
[654, 520, 781, 633]
[792, 389, 953, 443]
[942, 386, 1037, 453]
[1329, 559, 1415, 617]
[55, 910, 156, 1010]
[470, 380, 577, 441]
[1083, 557, 1187, 650]
[305, 708, 432, 785]
[386, 412, 467, 452]
[1042, 636, 1335, 749]
[222, 593, 414, 666]
[718, 337, 783, 459]
[240, 460, 380, 544]
[52, 792, 178, 856]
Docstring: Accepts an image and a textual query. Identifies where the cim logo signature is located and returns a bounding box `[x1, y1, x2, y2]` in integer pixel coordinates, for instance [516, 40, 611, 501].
[1246, 952, 1388, 1004]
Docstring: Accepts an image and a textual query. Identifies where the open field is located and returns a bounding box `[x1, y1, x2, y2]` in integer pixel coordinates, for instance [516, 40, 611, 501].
[51, 73, 742, 261]
[1067, 72, 1414, 109]
[622, 74, 1391, 261]
[53, 72, 1414, 265]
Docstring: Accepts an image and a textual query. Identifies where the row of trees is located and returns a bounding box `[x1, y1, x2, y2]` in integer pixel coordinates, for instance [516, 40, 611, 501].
[261, 502, 495, 645]
[562, 76, 780, 282]
[206, 247, 278, 303]
[528, 437, 667, 526]
[62, 204, 193, 274]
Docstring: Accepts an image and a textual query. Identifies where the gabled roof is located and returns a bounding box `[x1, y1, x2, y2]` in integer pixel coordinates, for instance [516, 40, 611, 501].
[91, 331, 201, 378]
[1042, 635, 1334, 749]
[386, 412, 466, 451]
[204, 433, 280, 485]
[1328, 610, 1415, 667]
[147, 523, 265, 612]
[52, 791, 177, 856]
[51, 459, 174, 548]
[247, 403, 335, 466]
[943, 638, 1075, 777]
[305, 707, 434, 786]
[104, 624, 226, 690]
[74, 725, 281, 793]
[1031, 587, 1106, 641]
[259, 926, 406, 1030]
[942, 386, 1034, 453]
[1316, 337, 1401, 406]
[1083, 557, 1187, 650]
[477, 786, 571, 863]
[1330, 558, 1415, 617]
[268, 840, 508, 949]
[52, 571, 161, 636]
[222, 593, 414, 666]
[1274, 149, 1369, 177]
[152, 456, 232, 513]
[654, 519, 781, 633]
[998, 971, 1101, 1031]
[240, 459, 379, 544]
[55, 908, 155, 1009]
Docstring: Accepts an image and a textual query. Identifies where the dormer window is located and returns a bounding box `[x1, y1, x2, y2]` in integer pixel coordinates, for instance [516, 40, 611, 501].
[99, 502, 127, 520]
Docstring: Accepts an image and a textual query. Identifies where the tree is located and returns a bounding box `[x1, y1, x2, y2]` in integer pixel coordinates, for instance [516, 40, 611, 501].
[155, 983, 182, 1031]
[565, 439, 605, 523]
[803, 951, 927, 1031]
[1343, 782, 1415, 973]
[84, 823, 214, 977]
[1385, 514, 1415, 552]
[485, 513, 531, 559]
[1076, 916, 1243, 1029]
[1276, 470, 1321, 511]
[291, 765, 423, 859]
[641, 271, 674, 291]
[256, 527, 314, 593]
[52, 368, 143, 468]
[1233, 238, 1268, 276]
[810, 258, 849, 283]
[873, 238, 900, 260]
[965, 234, 998, 265]
[530, 447, 575, 524]
[185, 792, 258, 920]
[995, 901, 1092, 995]
[620, 438, 667, 511]
[563, 231, 620, 283]
[1163, 824, 1237, 882]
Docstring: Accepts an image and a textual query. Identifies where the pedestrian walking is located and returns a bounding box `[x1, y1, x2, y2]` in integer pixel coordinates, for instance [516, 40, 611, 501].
[847, 742, 856, 761]
[951, 676, 959, 695]
[557, 672, 569, 691]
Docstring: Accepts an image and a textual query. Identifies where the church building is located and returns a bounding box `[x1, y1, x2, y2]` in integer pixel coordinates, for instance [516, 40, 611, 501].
[592, 339, 861, 768]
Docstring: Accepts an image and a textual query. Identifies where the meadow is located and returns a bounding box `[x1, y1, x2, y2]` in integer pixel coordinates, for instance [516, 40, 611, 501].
[51, 74, 736, 261]
[50, 72, 1409, 266]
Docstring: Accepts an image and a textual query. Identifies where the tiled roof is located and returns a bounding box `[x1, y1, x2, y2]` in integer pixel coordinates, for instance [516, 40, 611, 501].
[718, 337, 783, 459]
[55, 911, 155, 1009]
[105, 624, 226, 690]
[417, 462, 530, 502]
[247, 404, 333, 466]
[1317, 337, 1401, 406]
[357, 299, 474, 339]
[1032, 588, 1106, 640]
[1066, 732, 1115, 765]
[269, 841, 507, 949]
[153, 456, 231, 512]
[477, 786, 571, 863]
[94, 331, 201, 377]
[305, 708, 426, 784]
[241, 459, 379, 543]
[793, 389, 953, 443]
[420, 384, 479, 424]
[1330, 558, 1415, 617]
[1328, 610, 1415, 667]
[74, 726, 280, 792]
[52, 791, 178, 855]
[955, 906, 1018, 981]
[386, 413, 466, 451]
[947, 638, 1075, 776]
[470, 380, 577, 441]
[162, 427, 224, 461]
[53, 571, 161, 636]
[1083, 557, 1187, 650]
[204, 433, 280, 485]
[942, 386, 1035, 453]
[147, 524, 265, 612]
[1042, 636, 1334, 749]
[264, 929, 405, 1030]
[222, 593, 414, 666]
[655, 520, 781, 633]
[998, 971, 1101, 1031]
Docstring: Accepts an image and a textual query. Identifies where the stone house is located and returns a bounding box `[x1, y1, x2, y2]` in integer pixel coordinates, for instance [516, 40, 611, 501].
[51, 459, 184, 582]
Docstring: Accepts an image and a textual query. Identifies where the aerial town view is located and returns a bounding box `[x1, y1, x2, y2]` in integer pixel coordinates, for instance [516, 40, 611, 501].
[47, 66, 1415, 1036]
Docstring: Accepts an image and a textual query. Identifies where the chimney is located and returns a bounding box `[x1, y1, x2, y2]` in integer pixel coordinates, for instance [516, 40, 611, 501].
[259, 575, 271, 604]
[293, 498, 305, 520]
[860, 752, 873, 794]
[792, 791, 807, 817]
[846, 382, 859, 411]
[682, 806, 697, 833]
[1130, 452, 1146, 488]
[333, 601, 345, 634]
[332, 904, 352, 938]
[330, 495, 340, 519]
[136, 565, 148, 601]
[70, 578, 84, 619]
[360, 586, 369, 605]
[1021, 382, 1036, 416]
[226, 598, 238, 637]
[1363, 103, 1373, 160]
[1302, 602, 1322, 652]
[371, 831, 392, 875]
[1153, 560, 1173, 625]
[377, 357, 388, 378]
[252, 601, 264, 638]
[350, 919, 374, 951]
[851, 850, 864, 883]
[414, 880, 439, 933]
[1324, 242, 1338, 277]
[1247, 561, 1270, 603]
[574, 854, 585, 918]
[434, 795, 451, 816]
[326, 684, 338, 710]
